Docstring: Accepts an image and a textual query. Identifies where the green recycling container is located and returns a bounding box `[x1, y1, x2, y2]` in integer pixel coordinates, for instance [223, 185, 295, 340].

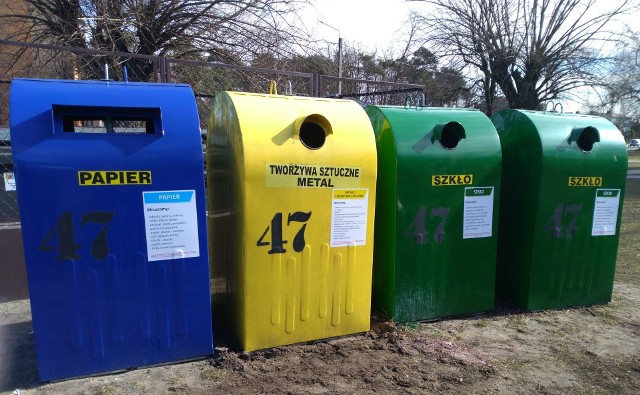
[367, 106, 502, 322]
[492, 109, 627, 310]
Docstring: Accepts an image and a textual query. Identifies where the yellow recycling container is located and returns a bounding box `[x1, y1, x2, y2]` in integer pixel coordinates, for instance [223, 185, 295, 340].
[207, 92, 377, 351]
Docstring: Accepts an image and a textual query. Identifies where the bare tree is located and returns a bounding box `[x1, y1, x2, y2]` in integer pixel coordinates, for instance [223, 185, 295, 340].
[602, 30, 640, 109]
[0, 0, 310, 80]
[588, 28, 640, 136]
[411, 0, 633, 114]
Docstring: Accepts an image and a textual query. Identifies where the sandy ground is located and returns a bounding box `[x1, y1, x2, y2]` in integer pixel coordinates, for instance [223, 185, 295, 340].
[1, 178, 639, 395]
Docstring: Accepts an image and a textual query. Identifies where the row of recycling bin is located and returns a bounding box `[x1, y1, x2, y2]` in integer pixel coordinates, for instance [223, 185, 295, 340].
[9, 79, 627, 381]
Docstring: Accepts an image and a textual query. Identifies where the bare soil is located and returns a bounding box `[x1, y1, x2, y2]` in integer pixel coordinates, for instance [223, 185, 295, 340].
[2, 168, 639, 395]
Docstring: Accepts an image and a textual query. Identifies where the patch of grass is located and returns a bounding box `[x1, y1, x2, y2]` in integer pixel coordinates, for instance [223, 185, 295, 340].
[615, 180, 640, 285]
[421, 324, 442, 334]
[505, 314, 529, 333]
[549, 342, 571, 356]
[531, 309, 559, 325]
[600, 312, 619, 326]
[168, 373, 179, 385]
[418, 324, 456, 341]
[96, 384, 118, 395]
[555, 347, 640, 394]
[400, 322, 419, 331]
[200, 367, 226, 382]
[473, 319, 489, 328]
[587, 306, 620, 326]
[577, 384, 601, 395]
[129, 381, 144, 392]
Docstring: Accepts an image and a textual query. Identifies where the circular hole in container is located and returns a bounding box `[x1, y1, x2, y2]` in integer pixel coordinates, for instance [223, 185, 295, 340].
[299, 114, 330, 150]
[439, 122, 466, 149]
[576, 126, 599, 152]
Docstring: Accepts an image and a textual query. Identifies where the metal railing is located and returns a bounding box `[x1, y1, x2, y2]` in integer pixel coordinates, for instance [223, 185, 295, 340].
[0, 39, 426, 301]
[317, 75, 426, 106]
[0, 39, 426, 224]
[165, 57, 316, 126]
[1, 39, 426, 126]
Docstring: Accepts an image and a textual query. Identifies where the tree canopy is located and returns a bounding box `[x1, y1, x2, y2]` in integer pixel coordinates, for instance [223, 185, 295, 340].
[588, 29, 640, 137]
[411, 0, 633, 113]
[0, 0, 310, 79]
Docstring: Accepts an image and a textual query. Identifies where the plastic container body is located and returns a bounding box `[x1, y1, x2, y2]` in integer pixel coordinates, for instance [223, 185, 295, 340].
[492, 109, 627, 310]
[207, 92, 377, 351]
[367, 106, 502, 322]
[10, 78, 213, 381]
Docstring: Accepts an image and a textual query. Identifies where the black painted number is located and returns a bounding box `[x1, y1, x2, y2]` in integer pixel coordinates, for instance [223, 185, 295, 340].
[544, 203, 581, 239]
[39, 211, 115, 261]
[257, 211, 312, 254]
[403, 206, 451, 244]
[39, 212, 80, 260]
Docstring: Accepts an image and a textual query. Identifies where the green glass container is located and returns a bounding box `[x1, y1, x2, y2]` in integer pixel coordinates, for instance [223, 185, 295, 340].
[367, 106, 502, 322]
[492, 109, 628, 310]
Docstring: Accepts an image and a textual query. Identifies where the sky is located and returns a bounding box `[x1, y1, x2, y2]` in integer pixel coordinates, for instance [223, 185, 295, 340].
[303, 0, 430, 54]
[302, 0, 637, 113]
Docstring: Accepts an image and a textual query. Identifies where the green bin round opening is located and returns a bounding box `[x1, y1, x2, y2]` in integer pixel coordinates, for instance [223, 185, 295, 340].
[576, 126, 599, 152]
[439, 122, 465, 149]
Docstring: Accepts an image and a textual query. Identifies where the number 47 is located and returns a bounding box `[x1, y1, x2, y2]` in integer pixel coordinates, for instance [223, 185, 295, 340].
[544, 204, 581, 239]
[39, 211, 115, 261]
[257, 211, 312, 254]
[403, 207, 451, 244]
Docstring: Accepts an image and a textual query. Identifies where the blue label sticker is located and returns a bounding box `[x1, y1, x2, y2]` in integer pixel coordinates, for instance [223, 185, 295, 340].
[143, 191, 194, 204]
[143, 189, 200, 262]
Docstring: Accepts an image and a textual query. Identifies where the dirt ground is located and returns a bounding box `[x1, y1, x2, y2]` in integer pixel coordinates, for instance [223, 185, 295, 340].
[2, 165, 639, 395]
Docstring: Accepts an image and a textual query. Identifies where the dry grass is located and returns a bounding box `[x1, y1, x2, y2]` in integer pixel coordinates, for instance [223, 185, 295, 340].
[3, 157, 639, 395]
[616, 169, 640, 284]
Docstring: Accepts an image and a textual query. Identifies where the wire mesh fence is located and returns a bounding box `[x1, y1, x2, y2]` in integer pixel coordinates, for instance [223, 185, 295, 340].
[0, 40, 426, 224]
[166, 58, 315, 127]
[0, 40, 162, 223]
[318, 75, 426, 107]
[0, 40, 159, 124]
[0, 126, 17, 223]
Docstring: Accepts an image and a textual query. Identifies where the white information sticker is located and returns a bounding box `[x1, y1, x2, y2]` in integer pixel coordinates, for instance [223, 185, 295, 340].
[143, 190, 200, 261]
[463, 187, 494, 239]
[592, 189, 621, 236]
[330, 189, 369, 247]
[3, 172, 16, 191]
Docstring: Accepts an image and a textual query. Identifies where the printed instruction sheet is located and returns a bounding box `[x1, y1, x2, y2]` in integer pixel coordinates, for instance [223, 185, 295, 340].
[463, 187, 494, 239]
[143, 190, 200, 261]
[330, 189, 369, 247]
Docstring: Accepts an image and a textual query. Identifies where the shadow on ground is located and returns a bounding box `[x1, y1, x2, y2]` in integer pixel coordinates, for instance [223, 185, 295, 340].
[0, 320, 39, 392]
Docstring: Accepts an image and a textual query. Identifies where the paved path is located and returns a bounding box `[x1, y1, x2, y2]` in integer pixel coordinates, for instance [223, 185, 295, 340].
[628, 169, 640, 179]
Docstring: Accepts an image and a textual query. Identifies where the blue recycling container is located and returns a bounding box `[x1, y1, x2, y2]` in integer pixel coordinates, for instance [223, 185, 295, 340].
[9, 78, 213, 381]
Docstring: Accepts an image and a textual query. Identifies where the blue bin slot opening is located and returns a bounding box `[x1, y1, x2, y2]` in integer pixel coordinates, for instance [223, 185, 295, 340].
[53, 105, 163, 135]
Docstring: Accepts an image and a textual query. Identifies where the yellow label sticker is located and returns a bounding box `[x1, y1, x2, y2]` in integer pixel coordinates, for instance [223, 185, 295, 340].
[568, 177, 602, 187]
[432, 174, 473, 186]
[266, 163, 361, 188]
[333, 189, 368, 200]
[78, 170, 152, 186]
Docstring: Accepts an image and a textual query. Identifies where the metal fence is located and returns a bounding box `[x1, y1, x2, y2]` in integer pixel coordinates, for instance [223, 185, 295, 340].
[317, 75, 426, 106]
[0, 39, 426, 224]
[0, 39, 425, 301]
[0, 40, 160, 124]
[165, 57, 316, 128]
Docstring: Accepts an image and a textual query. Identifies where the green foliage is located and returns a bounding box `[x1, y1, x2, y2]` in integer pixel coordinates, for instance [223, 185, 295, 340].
[352, 47, 470, 106]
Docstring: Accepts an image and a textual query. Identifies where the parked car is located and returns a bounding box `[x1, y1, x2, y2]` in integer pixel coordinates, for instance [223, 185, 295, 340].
[630, 139, 640, 148]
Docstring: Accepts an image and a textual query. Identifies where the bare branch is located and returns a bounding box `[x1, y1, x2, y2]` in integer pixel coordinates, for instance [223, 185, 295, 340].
[412, 0, 633, 111]
[0, 0, 313, 80]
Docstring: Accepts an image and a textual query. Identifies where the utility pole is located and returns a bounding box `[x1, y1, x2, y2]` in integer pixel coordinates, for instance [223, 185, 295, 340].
[337, 36, 343, 96]
[319, 20, 342, 96]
